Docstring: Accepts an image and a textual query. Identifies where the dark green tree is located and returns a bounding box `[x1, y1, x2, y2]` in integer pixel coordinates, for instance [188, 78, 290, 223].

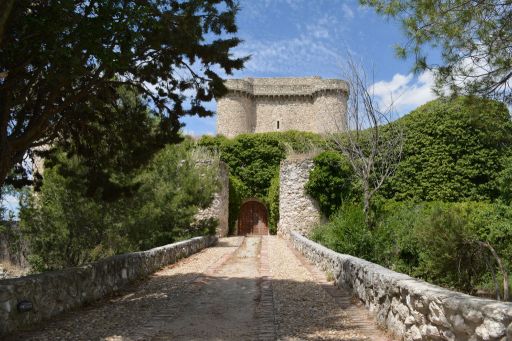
[0, 0, 246, 186]
[305, 151, 357, 217]
[384, 97, 512, 202]
[43, 86, 174, 201]
[20, 142, 219, 271]
[361, 0, 512, 104]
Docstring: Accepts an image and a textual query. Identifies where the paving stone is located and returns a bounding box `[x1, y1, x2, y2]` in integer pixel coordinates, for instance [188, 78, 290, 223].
[6, 236, 387, 340]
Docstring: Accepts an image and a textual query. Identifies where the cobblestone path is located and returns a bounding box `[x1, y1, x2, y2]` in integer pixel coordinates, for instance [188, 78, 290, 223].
[7, 236, 392, 341]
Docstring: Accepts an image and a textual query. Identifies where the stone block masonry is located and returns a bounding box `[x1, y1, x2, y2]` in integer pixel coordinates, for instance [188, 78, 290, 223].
[217, 77, 348, 137]
[278, 156, 322, 237]
[289, 231, 512, 341]
[0, 235, 217, 336]
[194, 161, 229, 237]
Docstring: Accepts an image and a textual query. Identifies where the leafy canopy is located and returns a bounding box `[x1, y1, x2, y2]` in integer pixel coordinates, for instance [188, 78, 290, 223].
[20, 142, 219, 271]
[383, 97, 512, 202]
[42, 86, 175, 201]
[0, 0, 246, 186]
[361, 0, 512, 104]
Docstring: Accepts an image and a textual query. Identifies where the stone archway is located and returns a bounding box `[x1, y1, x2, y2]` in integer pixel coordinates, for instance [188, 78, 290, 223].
[237, 199, 269, 235]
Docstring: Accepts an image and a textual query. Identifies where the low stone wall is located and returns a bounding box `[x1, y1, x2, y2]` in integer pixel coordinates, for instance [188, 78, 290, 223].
[289, 231, 512, 341]
[0, 235, 217, 336]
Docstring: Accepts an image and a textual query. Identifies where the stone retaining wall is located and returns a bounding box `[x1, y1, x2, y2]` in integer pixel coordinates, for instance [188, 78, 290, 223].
[0, 235, 217, 336]
[289, 231, 512, 341]
[278, 157, 322, 237]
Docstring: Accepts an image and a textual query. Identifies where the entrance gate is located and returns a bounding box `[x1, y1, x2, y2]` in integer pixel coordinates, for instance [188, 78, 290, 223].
[237, 200, 269, 235]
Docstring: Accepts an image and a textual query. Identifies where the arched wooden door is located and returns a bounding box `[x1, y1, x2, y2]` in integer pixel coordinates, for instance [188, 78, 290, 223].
[237, 200, 269, 235]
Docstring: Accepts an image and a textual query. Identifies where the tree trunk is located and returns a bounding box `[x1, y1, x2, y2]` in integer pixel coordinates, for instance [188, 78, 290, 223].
[0, 142, 13, 189]
[363, 189, 371, 228]
[479, 241, 509, 301]
[487, 256, 501, 300]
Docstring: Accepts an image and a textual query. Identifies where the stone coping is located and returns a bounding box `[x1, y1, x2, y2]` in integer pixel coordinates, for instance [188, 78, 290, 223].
[0, 235, 217, 336]
[224, 77, 349, 97]
[289, 231, 512, 341]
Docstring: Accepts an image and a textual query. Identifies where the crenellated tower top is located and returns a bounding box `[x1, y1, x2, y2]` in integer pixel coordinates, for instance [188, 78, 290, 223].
[216, 77, 348, 137]
[223, 77, 349, 98]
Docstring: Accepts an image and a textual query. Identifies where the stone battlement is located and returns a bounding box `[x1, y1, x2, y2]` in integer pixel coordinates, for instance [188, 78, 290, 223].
[224, 77, 349, 98]
[217, 77, 348, 137]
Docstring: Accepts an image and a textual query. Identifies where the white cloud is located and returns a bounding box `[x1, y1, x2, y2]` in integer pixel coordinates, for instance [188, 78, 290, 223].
[341, 3, 355, 19]
[241, 0, 305, 17]
[235, 35, 342, 75]
[234, 11, 348, 76]
[370, 70, 437, 115]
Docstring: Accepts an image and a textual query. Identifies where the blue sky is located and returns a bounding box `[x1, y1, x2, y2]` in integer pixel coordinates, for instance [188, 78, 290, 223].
[181, 0, 441, 136]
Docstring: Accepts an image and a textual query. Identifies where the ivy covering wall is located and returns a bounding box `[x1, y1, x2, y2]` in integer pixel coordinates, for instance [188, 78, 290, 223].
[198, 131, 325, 234]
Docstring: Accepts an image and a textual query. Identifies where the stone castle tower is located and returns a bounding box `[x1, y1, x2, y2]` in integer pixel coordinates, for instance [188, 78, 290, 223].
[216, 77, 348, 137]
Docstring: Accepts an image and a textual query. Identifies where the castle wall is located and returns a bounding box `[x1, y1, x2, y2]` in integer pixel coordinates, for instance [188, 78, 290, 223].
[314, 91, 348, 133]
[216, 77, 349, 137]
[216, 93, 253, 137]
[193, 161, 229, 237]
[253, 96, 316, 133]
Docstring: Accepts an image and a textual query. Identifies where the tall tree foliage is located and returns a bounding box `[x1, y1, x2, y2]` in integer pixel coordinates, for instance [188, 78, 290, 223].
[20, 143, 219, 271]
[43, 86, 174, 201]
[0, 0, 246, 187]
[361, 0, 512, 104]
[384, 97, 512, 202]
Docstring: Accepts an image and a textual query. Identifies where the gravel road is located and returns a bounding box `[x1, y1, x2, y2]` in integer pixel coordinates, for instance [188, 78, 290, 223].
[6, 236, 391, 341]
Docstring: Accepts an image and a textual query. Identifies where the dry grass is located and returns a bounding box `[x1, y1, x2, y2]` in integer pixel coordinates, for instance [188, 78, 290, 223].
[0, 260, 29, 278]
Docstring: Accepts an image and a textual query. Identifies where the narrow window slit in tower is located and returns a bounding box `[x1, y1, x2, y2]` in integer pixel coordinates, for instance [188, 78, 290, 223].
[277, 120, 280, 130]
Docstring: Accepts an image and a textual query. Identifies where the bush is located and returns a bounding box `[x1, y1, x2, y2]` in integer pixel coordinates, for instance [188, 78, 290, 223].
[20, 153, 126, 271]
[310, 204, 375, 261]
[384, 97, 512, 202]
[305, 151, 357, 217]
[128, 144, 219, 250]
[266, 172, 280, 234]
[413, 203, 487, 292]
[20, 143, 219, 271]
[199, 131, 326, 233]
[379, 201, 512, 294]
[313, 200, 512, 296]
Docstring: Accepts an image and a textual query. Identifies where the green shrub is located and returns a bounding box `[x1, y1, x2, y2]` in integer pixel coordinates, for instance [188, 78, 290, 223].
[305, 151, 357, 217]
[128, 144, 219, 250]
[379, 201, 512, 294]
[413, 203, 488, 292]
[266, 172, 280, 234]
[311, 204, 375, 261]
[20, 153, 125, 271]
[227, 175, 251, 235]
[20, 143, 219, 271]
[313, 200, 512, 296]
[384, 97, 512, 202]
